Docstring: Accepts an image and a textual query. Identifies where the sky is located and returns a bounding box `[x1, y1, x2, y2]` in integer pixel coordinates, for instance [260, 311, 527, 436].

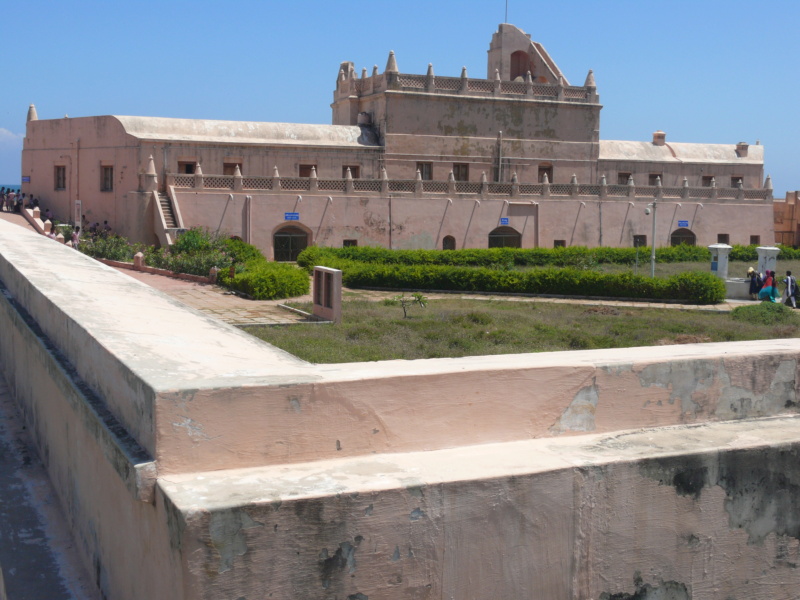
[2, 0, 798, 194]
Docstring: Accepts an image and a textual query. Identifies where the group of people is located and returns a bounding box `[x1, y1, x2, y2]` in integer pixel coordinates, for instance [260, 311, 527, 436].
[749, 267, 797, 307]
[1, 187, 48, 216]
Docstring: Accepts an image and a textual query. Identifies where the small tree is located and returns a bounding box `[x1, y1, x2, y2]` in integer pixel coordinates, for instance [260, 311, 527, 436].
[394, 292, 427, 318]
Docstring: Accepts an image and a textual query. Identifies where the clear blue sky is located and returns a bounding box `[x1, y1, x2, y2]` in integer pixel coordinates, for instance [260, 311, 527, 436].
[3, 0, 798, 194]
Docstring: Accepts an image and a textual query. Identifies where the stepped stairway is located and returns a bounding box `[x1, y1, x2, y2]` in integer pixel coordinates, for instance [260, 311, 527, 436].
[158, 193, 178, 228]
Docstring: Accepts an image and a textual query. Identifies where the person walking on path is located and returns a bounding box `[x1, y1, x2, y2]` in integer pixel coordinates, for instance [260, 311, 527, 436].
[783, 271, 797, 308]
[758, 270, 781, 303]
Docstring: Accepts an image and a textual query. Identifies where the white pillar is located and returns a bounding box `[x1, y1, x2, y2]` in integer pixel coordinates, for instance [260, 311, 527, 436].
[757, 246, 780, 276]
[708, 243, 732, 280]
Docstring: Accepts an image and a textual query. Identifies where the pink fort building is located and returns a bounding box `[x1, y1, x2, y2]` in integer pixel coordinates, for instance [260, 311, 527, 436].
[21, 24, 773, 258]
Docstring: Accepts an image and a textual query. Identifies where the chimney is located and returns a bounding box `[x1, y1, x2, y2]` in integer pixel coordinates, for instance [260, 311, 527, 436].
[736, 142, 749, 157]
[652, 130, 666, 146]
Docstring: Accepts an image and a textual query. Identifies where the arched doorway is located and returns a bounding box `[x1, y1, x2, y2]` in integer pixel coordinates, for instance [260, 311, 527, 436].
[670, 228, 696, 247]
[273, 225, 308, 261]
[488, 226, 521, 248]
[442, 235, 456, 250]
[510, 50, 531, 80]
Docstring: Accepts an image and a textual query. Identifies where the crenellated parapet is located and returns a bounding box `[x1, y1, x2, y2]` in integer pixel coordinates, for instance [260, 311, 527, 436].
[334, 50, 599, 105]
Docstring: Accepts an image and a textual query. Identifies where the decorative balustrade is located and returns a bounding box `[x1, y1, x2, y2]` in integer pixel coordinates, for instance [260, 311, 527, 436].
[167, 173, 772, 202]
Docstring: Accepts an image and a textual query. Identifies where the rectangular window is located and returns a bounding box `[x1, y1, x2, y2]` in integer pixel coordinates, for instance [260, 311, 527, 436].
[342, 166, 360, 178]
[702, 176, 714, 187]
[343, 239, 358, 247]
[750, 235, 761, 245]
[453, 163, 469, 181]
[538, 165, 554, 183]
[633, 235, 647, 248]
[717, 233, 730, 244]
[298, 164, 316, 178]
[223, 162, 242, 176]
[648, 173, 662, 186]
[416, 162, 433, 180]
[553, 240, 566, 248]
[101, 166, 114, 192]
[178, 161, 196, 175]
[617, 172, 631, 185]
[731, 176, 743, 187]
[54, 166, 66, 190]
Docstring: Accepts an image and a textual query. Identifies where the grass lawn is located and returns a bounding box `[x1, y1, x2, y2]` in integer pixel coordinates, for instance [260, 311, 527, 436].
[245, 298, 800, 364]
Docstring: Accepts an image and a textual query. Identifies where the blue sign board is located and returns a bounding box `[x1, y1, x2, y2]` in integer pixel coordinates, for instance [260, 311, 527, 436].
[711, 262, 718, 272]
[21, 176, 30, 183]
[284, 212, 300, 221]
[678, 220, 689, 227]
[500, 217, 509, 225]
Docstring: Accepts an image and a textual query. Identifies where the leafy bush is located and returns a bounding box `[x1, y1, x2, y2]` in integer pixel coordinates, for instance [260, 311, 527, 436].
[79, 234, 137, 261]
[297, 244, 721, 271]
[218, 262, 309, 300]
[171, 227, 216, 254]
[731, 302, 797, 325]
[331, 262, 725, 303]
[224, 238, 266, 265]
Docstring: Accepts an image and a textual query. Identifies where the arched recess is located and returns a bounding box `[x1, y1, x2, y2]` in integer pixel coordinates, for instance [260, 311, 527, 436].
[510, 50, 532, 80]
[670, 228, 696, 247]
[442, 235, 456, 250]
[488, 226, 521, 248]
[273, 224, 310, 261]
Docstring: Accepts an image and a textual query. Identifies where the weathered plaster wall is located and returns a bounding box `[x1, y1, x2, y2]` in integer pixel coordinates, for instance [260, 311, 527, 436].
[160, 416, 800, 599]
[0, 269, 178, 600]
[174, 190, 775, 256]
[382, 92, 599, 143]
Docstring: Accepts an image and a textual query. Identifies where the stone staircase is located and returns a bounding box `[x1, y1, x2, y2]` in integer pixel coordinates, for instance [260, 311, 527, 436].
[158, 193, 177, 228]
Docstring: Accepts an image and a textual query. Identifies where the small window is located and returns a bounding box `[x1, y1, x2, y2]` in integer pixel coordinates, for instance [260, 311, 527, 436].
[702, 176, 715, 187]
[633, 235, 647, 248]
[538, 164, 554, 183]
[443, 235, 456, 250]
[648, 173, 662, 186]
[223, 162, 242, 176]
[553, 240, 566, 248]
[731, 176, 743, 187]
[54, 166, 66, 190]
[298, 164, 317, 178]
[343, 239, 357, 247]
[101, 166, 114, 192]
[453, 163, 469, 182]
[416, 162, 433, 180]
[717, 234, 730, 244]
[618, 172, 632, 185]
[750, 235, 761, 245]
[178, 161, 196, 175]
[342, 166, 360, 178]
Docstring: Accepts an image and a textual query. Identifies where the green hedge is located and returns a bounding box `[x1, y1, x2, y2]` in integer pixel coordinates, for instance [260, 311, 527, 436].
[298, 244, 800, 270]
[217, 261, 309, 300]
[333, 263, 725, 304]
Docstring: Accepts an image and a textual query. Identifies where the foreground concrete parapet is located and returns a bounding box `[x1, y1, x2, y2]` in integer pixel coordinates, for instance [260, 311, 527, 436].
[160, 416, 800, 599]
[2, 219, 800, 598]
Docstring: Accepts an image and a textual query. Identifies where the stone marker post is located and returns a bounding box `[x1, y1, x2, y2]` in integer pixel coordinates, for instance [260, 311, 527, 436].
[312, 266, 342, 323]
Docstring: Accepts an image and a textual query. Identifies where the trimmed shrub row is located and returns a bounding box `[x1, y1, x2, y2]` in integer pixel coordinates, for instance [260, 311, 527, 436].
[306, 260, 726, 304]
[79, 227, 309, 301]
[217, 261, 309, 300]
[298, 244, 797, 270]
